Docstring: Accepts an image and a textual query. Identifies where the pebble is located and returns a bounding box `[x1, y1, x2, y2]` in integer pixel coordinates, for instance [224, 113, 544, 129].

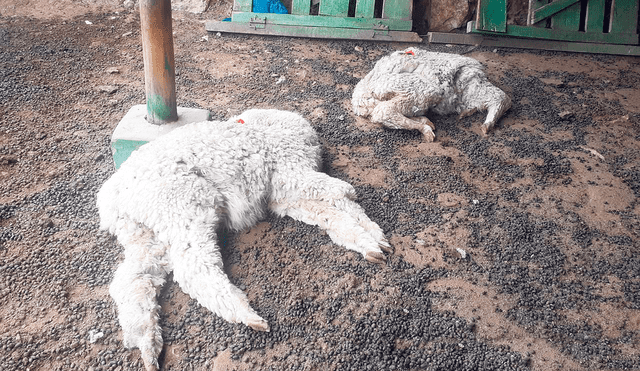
[97, 85, 118, 94]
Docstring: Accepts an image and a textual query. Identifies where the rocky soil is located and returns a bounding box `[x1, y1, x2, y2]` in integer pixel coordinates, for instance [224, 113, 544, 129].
[1, 1, 640, 371]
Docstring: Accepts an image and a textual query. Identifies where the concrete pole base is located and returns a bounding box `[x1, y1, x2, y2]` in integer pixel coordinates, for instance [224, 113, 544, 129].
[110, 104, 211, 169]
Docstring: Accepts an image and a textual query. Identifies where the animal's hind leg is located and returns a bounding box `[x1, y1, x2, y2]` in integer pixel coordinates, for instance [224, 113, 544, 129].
[456, 66, 512, 135]
[169, 228, 269, 332]
[270, 172, 391, 263]
[109, 228, 168, 371]
[481, 90, 511, 135]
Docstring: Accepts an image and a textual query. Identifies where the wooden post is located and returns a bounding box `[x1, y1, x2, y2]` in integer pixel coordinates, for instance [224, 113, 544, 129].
[139, 0, 178, 124]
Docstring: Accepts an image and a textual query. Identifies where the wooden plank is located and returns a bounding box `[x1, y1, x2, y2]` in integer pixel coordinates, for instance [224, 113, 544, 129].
[529, 0, 580, 25]
[291, 0, 311, 15]
[355, 0, 375, 18]
[527, 0, 548, 25]
[319, 0, 349, 16]
[427, 32, 485, 44]
[468, 21, 639, 44]
[550, 1, 582, 31]
[476, 0, 507, 32]
[382, 0, 413, 21]
[231, 11, 413, 30]
[609, 0, 640, 35]
[205, 20, 423, 42]
[586, 0, 606, 33]
[233, 0, 253, 13]
[428, 30, 640, 55]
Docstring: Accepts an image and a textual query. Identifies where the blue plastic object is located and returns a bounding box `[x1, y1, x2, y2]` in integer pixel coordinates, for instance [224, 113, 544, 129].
[252, 0, 288, 14]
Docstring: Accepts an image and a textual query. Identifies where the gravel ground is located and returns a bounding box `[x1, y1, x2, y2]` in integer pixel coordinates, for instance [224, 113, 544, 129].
[1, 2, 640, 371]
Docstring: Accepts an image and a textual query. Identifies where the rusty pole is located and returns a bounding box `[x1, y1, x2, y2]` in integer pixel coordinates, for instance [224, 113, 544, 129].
[139, 0, 178, 124]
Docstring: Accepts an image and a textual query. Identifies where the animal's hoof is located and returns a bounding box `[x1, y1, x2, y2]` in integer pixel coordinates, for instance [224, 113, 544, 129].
[378, 240, 393, 253]
[480, 123, 490, 136]
[247, 317, 270, 332]
[422, 129, 435, 142]
[141, 349, 160, 371]
[365, 251, 387, 264]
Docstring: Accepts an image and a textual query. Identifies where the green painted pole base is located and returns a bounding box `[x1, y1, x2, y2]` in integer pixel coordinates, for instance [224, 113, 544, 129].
[110, 104, 211, 169]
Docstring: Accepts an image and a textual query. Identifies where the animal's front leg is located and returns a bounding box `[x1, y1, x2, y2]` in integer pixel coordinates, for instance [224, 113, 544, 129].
[370, 98, 436, 142]
[110, 257, 167, 371]
[270, 173, 391, 263]
[169, 237, 269, 332]
[412, 116, 437, 142]
[332, 196, 393, 263]
[272, 198, 390, 263]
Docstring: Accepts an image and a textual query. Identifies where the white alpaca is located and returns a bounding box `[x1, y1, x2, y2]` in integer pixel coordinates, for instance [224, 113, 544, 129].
[97, 109, 391, 371]
[352, 48, 512, 141]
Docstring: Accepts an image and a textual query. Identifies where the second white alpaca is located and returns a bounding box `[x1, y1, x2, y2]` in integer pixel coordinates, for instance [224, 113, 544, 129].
[97, 109, 391, 371]
[352, 48, 512, 141]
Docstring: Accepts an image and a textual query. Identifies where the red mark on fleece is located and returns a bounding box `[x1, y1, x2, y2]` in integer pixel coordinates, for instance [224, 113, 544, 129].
[237, 119, 245, 124]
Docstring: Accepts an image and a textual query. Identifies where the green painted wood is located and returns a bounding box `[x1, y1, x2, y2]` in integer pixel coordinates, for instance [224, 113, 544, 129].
[319, 0, 349, 16]
[476, 0, 507, 32]
[432, 29, 640, 55]
[469, 22, 639, 44]
[112, 139, 149, 169]
[206, 19, 423, 41]
[231, 11, 413, 30]
[355, 0, 375, 18]
[550, 1, 582, 31]
[610, 0, 640, 34]
[586, 0, 606, 33]
[233, 0, 253, 12]
[527, 0, 546, 25]
[382, 0, 412, 20]
[527, 0, 547, 25]
[530, 0, 580, 24]
[291, 0, 311, 15]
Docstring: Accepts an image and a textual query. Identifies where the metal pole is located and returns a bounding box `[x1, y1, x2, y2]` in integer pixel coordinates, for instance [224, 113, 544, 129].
[139, 0, 178, 124]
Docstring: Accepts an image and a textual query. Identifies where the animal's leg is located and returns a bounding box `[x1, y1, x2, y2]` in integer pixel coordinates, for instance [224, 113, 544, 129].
[274, 172, 391, 252]
[109, 231, 168, 371]
[332, 195, 393, 262]
[370, 97, 436, 142]
[481, 90, 511, 135]
[270, 172, 391, 263]
[169, 231, 269, 332]
[456, 66, 512, 135]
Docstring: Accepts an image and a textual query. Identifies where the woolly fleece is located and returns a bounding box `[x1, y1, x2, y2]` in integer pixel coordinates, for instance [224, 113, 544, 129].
[352, 48, 512, 141]
[97, 109, 391, 371]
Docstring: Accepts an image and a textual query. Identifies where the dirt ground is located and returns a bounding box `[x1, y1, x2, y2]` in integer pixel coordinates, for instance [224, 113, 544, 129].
[1, 1, 640, 371]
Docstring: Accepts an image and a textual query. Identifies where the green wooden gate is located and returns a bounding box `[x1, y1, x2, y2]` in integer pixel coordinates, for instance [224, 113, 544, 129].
[205, 0, 421, 42]
[468, 0, 639, 54]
